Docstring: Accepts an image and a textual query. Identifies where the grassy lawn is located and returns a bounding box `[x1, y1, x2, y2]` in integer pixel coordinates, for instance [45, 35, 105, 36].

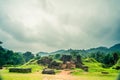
[0, 69, 43, 80]
[0, 63, 45, 80]
[73, 71, 118, 80]
[0, 60, 119, 80]
[71, 60, 120, 80]
[0, 69, 119, 80]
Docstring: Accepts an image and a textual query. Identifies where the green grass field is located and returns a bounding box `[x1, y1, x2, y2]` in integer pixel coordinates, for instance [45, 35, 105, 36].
[0, 68, 119, 80]
[72, 70, 118, 80]
[0, 69, 43, 80]
[0, 59, 119, 80]
[0, 63, 45, 80]
[71, 59, 120, 80]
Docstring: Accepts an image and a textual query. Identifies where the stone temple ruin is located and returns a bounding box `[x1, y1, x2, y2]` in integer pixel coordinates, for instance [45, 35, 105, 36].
[60, 55, 88, 72]
[38, 55, 88, 72]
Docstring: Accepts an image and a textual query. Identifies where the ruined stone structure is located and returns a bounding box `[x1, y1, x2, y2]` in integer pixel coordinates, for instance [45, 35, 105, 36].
[42, 68, 55, 74]
[38, 55, 88, 72]
[61, 61, 76, 69]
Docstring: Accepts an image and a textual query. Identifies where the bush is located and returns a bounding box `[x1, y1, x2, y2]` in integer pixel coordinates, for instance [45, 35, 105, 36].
[9, 68, 32, 73]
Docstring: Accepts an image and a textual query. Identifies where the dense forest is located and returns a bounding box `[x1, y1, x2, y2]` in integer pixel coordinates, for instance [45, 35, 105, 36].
[0, 42, 34, 68]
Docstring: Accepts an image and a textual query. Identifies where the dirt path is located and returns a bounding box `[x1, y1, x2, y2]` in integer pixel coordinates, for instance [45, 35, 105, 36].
[58, 70, 71, 75]
[42, 70, 77, 80]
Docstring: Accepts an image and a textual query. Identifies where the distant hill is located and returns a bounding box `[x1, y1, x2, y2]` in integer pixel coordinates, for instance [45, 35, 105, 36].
[50, 49, 67, 55]
[86, 47, 109, 53]
[109, 43, 120, 52]
[87, 43, 120, 53]
[36, 52, 49, 57]
[36, 43, 120, 57]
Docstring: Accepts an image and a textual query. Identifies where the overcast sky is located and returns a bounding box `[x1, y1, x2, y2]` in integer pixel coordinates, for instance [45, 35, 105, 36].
[0, 0, 120, 53]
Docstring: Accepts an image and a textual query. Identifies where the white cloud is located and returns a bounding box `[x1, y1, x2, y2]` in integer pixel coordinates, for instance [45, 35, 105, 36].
[0, 0, 120, 52]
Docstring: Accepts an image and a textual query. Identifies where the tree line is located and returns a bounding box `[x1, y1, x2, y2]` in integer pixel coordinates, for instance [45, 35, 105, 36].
[0, 45, 34, 68]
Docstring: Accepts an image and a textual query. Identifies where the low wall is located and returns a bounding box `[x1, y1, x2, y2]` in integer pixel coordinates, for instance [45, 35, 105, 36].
[9, 68, 32, 73]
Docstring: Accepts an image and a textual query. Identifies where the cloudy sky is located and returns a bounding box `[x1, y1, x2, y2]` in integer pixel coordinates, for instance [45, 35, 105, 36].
[0, 0, 120, 53]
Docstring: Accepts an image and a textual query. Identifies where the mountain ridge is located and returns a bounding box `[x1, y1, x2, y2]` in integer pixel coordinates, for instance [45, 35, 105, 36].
[37, 43, 120, 56]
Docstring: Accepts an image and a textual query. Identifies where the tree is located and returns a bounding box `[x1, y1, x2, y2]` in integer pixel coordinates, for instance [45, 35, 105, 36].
[0, 41, 2, 44]
[11, 53, 25, 65]
[0, 44, 25, 67]
[90, 51, 106, 63]
[35, 54, 41, 60]
[103, 53, 114, 67]
[0, 52, 6, 68]
[0, 46, 6, 68]
[54, 54, 61, 59]
[61, 55, 72, 64]
[2, 50, 25, 66]
[5, 50, 14, 65]
[113, 52, 119, 64]
[70, 50, 79, 58]
[76, 55, 83, 64]
[23, 51, 34, 62]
